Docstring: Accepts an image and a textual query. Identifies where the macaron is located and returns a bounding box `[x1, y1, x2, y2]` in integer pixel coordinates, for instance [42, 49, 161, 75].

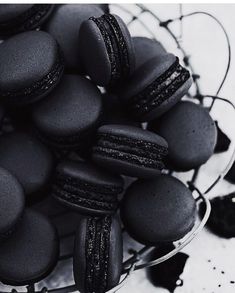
[0, 209, 59, 285]
[0, 167, 24, 242]
[97, 4, 110, 13]
[0, 132, 54, 199]
[0, 31, 64, 106]
[92, 124, 168, 178]
[133, 36, 167, 69]
[121, 175, 197, 245]
[121, 54, 192, 122]
[52, 160, 124, 215]
[31, 74, 102, 150]
[79, 13, 135, 86]
[73, 215, 123, 293]
[0, 4, 54, 37]
[44, 4, 103, 73]
[149, 101, 217, 171]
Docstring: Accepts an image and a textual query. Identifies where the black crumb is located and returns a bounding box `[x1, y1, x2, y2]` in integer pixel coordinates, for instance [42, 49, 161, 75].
[218, 284, 221, 287]
[147, 244, 189, 293]
[221, 271, 225, 274]
[213, 267, 216, 270]
[200, 193, 235, 238]
[230, 281, 235, 284]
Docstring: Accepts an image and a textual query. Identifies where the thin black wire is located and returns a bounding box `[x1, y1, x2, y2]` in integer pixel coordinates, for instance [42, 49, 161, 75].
[170, 11, 231, 109]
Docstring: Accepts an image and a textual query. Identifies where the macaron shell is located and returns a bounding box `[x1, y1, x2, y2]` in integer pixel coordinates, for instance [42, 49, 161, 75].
[151, 101, 217, 171]
[0, 167, 25, 236]
[97, 124, 168, 147]
[0, 4, 34, 21]
[32, 74, 102, 145]
[121, 54, 177, 101]
[93, 152, 162, 178]
[56, 160, 123, 188]
[133, 36, 167, 69]
[0, 132, 54, 195]
[0, 31, 60, 92]
[121, 175, 197, 244]
[0, 209, 59, 285]
[44, 4, 103, 73]
[80, 17, 112, 86]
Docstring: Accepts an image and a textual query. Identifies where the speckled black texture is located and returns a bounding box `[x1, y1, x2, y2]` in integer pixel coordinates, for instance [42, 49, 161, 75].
[94, 133, 167, 169]
[91, 14, 130, 85]
[121, 175, 197, 245]
[79, 13, 135, 86]
[52, 160, 123, 215]
[0, 31, 64, 106]
[0, 4, 54, 36]
[121, 54, 192, 122]
[127, 57, 190, 118]
[149, 101, 217, 171]
[92, 124, 168, 178]
[0, 167, 24, 242]
[0, 209, 59, 286]
[85, 216, 111, 293]
[74, 215, 123, 293]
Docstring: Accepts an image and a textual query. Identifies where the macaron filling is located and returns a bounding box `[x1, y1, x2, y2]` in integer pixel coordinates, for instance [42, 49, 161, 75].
[85, 216, 111, 293]
[0, 48, 64, 105]
[93, 132, 168, 169]
[52, 172, 122, 213]
[128, 57, 190, 117]
[90, 14, 130, 85]
[0, 5, 53, 36]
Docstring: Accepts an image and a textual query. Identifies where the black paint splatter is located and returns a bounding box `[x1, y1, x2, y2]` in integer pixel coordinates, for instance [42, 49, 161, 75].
[214, 121, 230, 154]
[147, 244, 189, 292]
[201, 193, 235, 238]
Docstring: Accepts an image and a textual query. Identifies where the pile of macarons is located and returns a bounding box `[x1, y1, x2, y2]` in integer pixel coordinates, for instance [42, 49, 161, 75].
[0, 4, 218, 293]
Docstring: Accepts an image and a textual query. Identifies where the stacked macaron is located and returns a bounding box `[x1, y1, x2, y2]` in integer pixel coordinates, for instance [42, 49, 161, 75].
[0, 4, 219, 293]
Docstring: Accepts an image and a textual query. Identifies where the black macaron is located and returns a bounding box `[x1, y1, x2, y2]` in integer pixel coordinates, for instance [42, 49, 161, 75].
[121, 175, 197, 245]
[0, 4, 54, 37]
[31, 74, 102, 150]
[0, 132, 54, 199]
[52, 160, 124, 215]
[79, 13, 135, 86]
[121, 54, 192, 122]
[0, 167, 24, 242]
[44, 4, 103, 73]
[149, 101, 217, 171]
[92, 124, 168, 178]
[0, 31, 64, 106]
[0, 209, 59, 285]
[73, 215, 123, 293]
[133, 36, 167, 70]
